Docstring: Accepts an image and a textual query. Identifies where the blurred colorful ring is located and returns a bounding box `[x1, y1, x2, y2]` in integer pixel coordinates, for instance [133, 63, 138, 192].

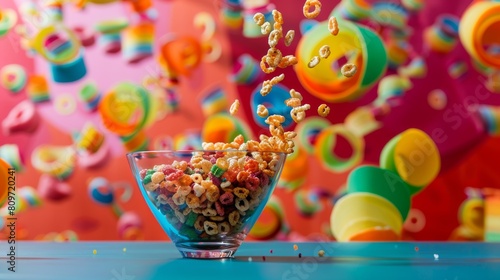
[88, 177, 115, 205]
[459, 1, 500, 68]
[314, 124, 364, 173]
[249, 195, 284, 240]
[295, 116, 331, 154]
[32, 25, 81, 65]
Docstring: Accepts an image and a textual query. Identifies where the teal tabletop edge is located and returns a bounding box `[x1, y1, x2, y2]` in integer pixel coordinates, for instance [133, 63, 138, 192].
[1, 241, 500, 280]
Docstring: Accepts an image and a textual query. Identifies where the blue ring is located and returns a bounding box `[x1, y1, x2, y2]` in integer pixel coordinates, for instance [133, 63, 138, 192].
[251, 83, 293, 129]
[88, 177, 114, 205]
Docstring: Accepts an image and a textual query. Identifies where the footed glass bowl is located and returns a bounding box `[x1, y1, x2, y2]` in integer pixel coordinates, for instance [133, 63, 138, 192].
[127, 150, 286, 258]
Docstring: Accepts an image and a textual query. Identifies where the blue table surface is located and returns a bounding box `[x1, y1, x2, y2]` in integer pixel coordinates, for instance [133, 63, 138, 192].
[1, 241, 500, 280]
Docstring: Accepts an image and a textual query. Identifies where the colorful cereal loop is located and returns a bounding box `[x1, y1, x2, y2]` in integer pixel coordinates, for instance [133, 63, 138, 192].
[0, 9, 17, 38]
[403, 208, 426, 233]
[74, 122, 105, 155]
[78, 82, 101, 112]
[295, 189, 323, 217]
[43, 0, 64, 22]
[173, 130, 202, 150]
[401, 0, 424, 11]
[331, 0, 371, 22]
[18, 186, 42, 208]
[231, 54, 264, 85]
[371, 2, 409, 30]
[398, 56, 427, 79]
[0, 144, 24, 171]
[376, 74, 412, 106]
[424, 14, 459, 53]
[118, 212, 142, 240]
[0, 64, 27, 93]
[486, 71, 500, 93]
[448, 60, 468, 80]
[31, 145, 76, 180]
[122, 23, 154, 64]
[95, 19, 129, 54]
[386, 40, 410, 70]
[314, 124, 364, 173]
[478, 105, 500, 135]
[427, 89, 448, 110]
[88, 177, 115, 205]
[220, 1, 243, 30]
[27, 75, 50, 103]
[54, 94, 77, 115]
[200, 86, 228, 117]
[458, 196, 484, 236]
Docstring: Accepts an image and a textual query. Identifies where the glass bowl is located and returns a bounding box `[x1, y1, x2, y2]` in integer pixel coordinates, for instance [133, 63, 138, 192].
[127, 149, 286, 258]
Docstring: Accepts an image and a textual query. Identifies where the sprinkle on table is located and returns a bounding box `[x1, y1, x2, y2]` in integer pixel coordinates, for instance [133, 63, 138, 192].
[93, 249, 97, 255]
[318, 250, 325, 257]
[123, 248, 127, 252]
[293, 244, 299, 251]
[298, 253, 302, 258]
[434, 254, 439, 260]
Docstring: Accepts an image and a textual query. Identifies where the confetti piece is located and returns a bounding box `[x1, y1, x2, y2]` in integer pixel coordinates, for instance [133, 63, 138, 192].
[298, 253, 302, 258]
[318, 250, 325, 257]
[93, 249, 97, 255]
[293, 244, 299, 251]
[434, 254, 439, 260]
[248, 257, 253, 262]
[123, 248, 127, 252]
[415, 246, 419, 252]
[270, 249, 273, 254]
[262, 256, 266, 261]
